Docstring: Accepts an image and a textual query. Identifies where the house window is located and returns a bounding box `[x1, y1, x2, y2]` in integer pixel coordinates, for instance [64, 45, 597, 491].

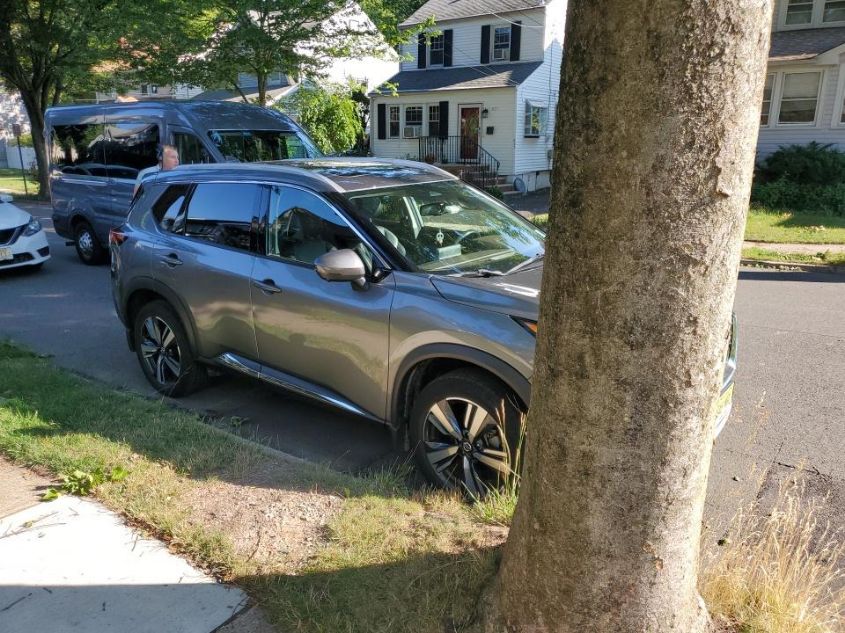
[429, 35, 444, 66]
[778, 71, 821, 124]
[388, 105, 400, 138]
[761, 73, 774, 126]
[404, 105, 423, 137]
[524, 102, 548, 137]
[824, 0, 845, 21]
[493, 27, 511, 61]
[428, 104, 441, 137]
[785, 0, 814, 24]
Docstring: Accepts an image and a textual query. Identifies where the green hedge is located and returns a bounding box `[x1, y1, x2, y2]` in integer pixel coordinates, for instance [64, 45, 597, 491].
[751, 180, 845, 216]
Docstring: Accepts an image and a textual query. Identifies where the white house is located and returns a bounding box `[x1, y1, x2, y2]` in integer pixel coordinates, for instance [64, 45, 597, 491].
[759, 0, 845, 156]
[369, 0, 566, 193]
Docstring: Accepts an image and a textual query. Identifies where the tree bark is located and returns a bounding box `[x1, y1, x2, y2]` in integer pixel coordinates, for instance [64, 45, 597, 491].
[484, 1, 771, 632]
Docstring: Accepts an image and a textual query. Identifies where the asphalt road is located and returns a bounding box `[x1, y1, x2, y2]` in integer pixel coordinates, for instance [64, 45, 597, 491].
[2, 201, 844, 528]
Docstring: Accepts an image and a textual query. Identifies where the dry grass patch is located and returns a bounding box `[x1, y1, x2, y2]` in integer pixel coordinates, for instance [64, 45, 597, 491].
[702, 480, 845, 633]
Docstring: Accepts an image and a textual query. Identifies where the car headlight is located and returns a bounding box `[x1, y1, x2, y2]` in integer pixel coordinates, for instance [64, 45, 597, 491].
[22, 217, 42, 236]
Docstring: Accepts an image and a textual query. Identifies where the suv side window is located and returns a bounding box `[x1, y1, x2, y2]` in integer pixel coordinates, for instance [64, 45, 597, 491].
[267, 186, 367, 265]
[152, 184, 191, 232]
[183, 183, 261, 252]
[173, 132, 212, 165]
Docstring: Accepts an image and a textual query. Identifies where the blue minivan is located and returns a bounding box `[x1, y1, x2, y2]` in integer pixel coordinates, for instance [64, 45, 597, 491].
[46, 100, 322, 264]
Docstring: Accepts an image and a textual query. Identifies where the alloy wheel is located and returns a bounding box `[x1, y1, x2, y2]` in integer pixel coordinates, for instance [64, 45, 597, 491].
[77, 229, 94, 258]
[140, 316, 182, 386]
[423, 397, 511, 495]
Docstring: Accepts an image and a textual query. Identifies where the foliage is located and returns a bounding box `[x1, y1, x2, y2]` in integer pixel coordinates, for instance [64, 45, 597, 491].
[756, 142, 845, 186]
[161, 0, 389, 105]
[9, 133, 33, 147]
[750, 180, 845, 216]
[359, 0, 428, 47]
[42, 466, 129, 500]
[484, 185, 504, 200]
[282, 83, 364, 154]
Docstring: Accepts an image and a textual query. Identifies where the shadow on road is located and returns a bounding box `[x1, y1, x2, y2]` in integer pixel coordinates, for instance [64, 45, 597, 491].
[739, 269, 845, 283]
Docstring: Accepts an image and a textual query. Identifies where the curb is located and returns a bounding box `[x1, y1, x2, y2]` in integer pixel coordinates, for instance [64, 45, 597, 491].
[740, 258, 845, 275]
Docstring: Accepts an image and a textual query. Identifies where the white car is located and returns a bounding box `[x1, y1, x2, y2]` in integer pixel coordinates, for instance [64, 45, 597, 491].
[0, 194, 50, 271]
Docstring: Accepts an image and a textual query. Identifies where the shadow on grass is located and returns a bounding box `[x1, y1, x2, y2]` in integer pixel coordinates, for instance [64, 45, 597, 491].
[772, 212, 845, 230]
[0, 344, 415, 498]
[237, 548, 501, 633]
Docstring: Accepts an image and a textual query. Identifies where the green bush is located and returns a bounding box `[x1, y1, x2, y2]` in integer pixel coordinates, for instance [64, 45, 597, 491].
[10, 132, 33, 148]
[750, 180, 845, 216]
[484, 185, 504, 200]
[757, 142, 845, 185]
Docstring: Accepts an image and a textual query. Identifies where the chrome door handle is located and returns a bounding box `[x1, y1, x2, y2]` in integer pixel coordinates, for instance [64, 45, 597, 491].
[252, 279, 282, 295]
[160, 254, 183, 267]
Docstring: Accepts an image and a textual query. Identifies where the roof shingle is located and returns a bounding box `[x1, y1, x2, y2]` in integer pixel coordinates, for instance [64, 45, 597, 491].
[769, 27, 845, 61]
[401, 0, 545, 26]
[371, 61, 543, 94]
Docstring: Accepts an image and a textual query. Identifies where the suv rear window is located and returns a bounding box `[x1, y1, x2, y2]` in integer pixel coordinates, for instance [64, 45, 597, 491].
[153, 184, 191, 231]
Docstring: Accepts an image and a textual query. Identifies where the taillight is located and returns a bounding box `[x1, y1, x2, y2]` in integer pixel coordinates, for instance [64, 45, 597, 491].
[109, 228, 128, 246]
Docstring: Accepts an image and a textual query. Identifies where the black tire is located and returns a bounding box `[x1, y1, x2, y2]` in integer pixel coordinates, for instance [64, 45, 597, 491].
[409, 369, 525, 494]
[74, 221, 106, 265]
[133, 300, 207, 397]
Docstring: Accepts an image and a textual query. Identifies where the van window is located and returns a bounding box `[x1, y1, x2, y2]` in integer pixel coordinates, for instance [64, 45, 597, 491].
[173, 132, 212, 165]
[104, 121, 160, 180]
[207, 130, 310, 162]
[50, 124, 108, 176]
[184, 183, 261, 252]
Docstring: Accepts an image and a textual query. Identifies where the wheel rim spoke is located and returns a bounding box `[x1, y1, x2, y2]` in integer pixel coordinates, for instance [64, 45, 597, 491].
[462, 456, 480, 496]
[160, 326, 176, 351]
[140, 341, 157, 359]
[155, 355, 166, 384]
[426, 443, 459, 471]
[428, 400, 462, 440]
[476, 449, 511, 475]
[143, 318, 161, 345]
[464, 404, 490, 441]
[162, 355, 181, 378]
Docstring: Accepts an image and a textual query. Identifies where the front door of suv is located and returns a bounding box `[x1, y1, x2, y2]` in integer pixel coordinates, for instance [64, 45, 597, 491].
[154, 181, 262, 361]
[251, 185, 394, 420]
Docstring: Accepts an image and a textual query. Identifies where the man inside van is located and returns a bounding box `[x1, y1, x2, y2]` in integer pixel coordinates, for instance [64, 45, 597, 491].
[134, 145, 179, 195]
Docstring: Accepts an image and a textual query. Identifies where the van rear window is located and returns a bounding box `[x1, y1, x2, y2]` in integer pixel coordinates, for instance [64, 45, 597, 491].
[207, 130, 310, 162]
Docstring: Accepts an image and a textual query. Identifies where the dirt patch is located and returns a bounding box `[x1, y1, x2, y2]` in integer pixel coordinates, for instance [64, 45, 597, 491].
[0, 455, 54, 518]
[181, 457, 345, 573]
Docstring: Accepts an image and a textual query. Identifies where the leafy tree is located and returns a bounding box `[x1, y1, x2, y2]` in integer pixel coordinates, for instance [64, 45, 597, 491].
[478, 1, 772, 632]
[281, 82, 364, 154]
[174, 0, 389, 106]
[359, 0, 427, 47]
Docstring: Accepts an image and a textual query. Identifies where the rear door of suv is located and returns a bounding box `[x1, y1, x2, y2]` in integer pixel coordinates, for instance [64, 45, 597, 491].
[153, 181, 263, 361]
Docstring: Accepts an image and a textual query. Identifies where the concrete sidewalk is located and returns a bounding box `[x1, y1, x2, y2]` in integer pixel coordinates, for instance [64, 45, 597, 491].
[0, 458, 271, 633]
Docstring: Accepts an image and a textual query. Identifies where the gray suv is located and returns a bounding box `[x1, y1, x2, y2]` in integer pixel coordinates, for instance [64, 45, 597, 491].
[110, 158, 737, 491]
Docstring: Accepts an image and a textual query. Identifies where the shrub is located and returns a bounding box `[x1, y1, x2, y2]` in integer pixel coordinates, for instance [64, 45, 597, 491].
[485, 185, 504, 200]
[751, 180, 845, 216]
[757, 141, 845, 186]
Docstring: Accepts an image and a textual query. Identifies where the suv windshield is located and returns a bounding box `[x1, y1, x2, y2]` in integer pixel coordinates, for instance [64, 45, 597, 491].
[345, 180, 545, 275]
[208, 129, 321, 162]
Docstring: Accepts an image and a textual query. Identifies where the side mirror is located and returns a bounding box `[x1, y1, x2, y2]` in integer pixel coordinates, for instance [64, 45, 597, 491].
[314, 249, 367, 288]
[0, 194, 13, 203]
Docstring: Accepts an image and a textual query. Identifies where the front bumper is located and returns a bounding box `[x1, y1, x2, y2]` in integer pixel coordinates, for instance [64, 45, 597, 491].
[0, 229, 50, 270]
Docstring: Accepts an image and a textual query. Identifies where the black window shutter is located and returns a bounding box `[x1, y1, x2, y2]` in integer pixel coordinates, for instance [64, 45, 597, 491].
[418, 33, 427, 69]
[511, 22, 521, 61]
[377, 103, 386, 140]
[438, 100, 449, 139]
[444, 29, 453, 67]
[480, 25, 490, 64]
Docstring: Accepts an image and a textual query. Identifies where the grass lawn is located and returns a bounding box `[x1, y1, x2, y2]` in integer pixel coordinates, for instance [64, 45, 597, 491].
[1, 341, 841, 632]
[530, 209, 845, 246]
[741, 246, 845, 267]
[745, 208, 845, 244]
[0, 167, 39, 198]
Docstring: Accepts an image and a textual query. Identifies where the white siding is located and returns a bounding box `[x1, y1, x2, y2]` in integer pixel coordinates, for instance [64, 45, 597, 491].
[513, 0, 565, 182]
[370, 88, 518, 174]
[757, 62, 845, 157]
[399, 8, 546, 71]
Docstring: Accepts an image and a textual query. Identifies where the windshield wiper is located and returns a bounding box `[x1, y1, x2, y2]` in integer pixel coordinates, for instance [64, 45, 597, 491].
[506, 252, 545, 275]
[451, 268, 505, 278]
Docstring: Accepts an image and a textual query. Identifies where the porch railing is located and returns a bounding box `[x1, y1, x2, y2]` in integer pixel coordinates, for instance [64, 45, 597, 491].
[417, 136, 500, 189]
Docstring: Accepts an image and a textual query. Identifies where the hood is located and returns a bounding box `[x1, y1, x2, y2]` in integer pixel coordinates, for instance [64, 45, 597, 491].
[0, 200, 31, 230]
[429, 265, 542, 321]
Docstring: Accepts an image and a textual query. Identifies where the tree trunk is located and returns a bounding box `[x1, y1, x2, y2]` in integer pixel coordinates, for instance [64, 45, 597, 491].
[257, 71, 267, 106]
[484, 1, 771, 632]
[19, 93, 50, 201]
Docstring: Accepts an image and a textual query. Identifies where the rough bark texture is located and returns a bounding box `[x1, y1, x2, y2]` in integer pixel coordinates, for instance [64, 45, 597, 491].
[485, 1, 772, 631]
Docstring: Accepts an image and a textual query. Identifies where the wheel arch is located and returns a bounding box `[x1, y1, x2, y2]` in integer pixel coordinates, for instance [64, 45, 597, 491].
[123, 278, 200, 355]
[389, 344, 531, 432]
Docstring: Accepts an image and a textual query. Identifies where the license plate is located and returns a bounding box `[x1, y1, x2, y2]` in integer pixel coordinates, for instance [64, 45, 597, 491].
[0, 247, 11, 261]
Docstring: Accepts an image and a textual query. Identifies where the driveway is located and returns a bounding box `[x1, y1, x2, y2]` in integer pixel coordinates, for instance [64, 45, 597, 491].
[2, 201, 844, 528]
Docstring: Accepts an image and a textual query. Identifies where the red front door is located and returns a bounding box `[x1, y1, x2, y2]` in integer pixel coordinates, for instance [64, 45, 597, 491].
[460, 106, 480, 161]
